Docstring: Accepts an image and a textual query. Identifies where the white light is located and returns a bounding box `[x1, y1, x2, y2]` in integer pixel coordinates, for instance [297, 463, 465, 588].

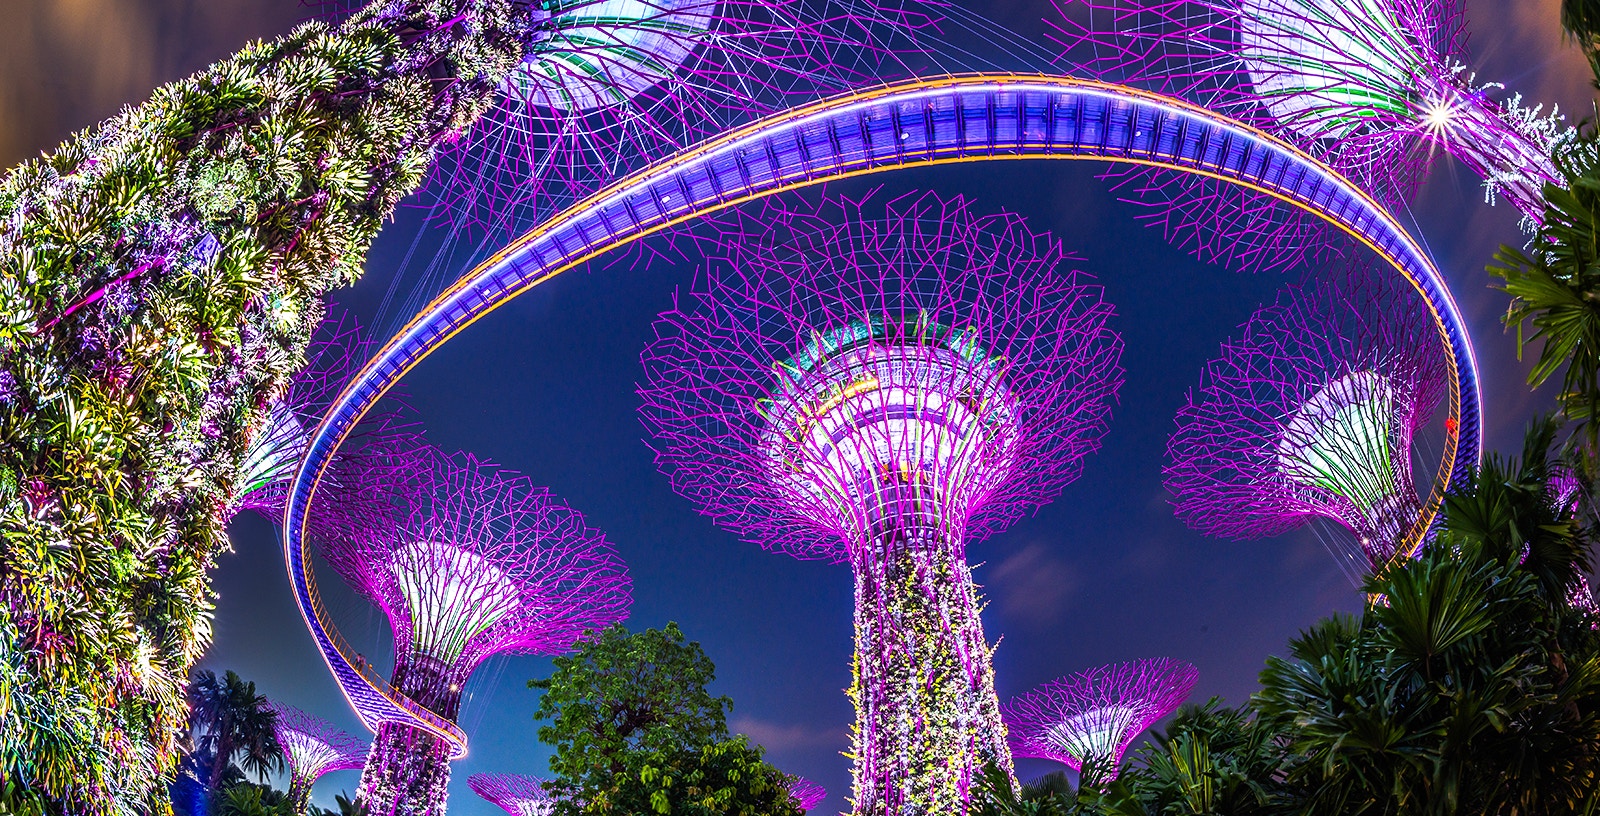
[1275, 369, 1398, 511]
[1238, 0, 1421, 141]
[760, 335, 1020, 536]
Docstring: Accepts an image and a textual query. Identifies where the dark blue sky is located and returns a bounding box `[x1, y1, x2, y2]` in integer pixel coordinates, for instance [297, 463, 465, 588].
[2, 1, 1595, 813]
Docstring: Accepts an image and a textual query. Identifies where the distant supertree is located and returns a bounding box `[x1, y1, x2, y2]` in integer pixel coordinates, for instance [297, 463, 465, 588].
[1165, 272, 1447, 577]
[230, 307, 411, 522]
[788, 777, 827, 812]
[469, 773, 554, 816]
[1003, 659, 1198, 785]
[266, 703, 370, 816]
[311, 0, 934, 232]
[638, 192, 1125, 815]
[323, 448, 631, 815]
[1049, 0, 1565, 272]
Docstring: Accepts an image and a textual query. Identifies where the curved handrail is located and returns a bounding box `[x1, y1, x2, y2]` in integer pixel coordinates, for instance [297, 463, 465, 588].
[285, 73, 1483, 755]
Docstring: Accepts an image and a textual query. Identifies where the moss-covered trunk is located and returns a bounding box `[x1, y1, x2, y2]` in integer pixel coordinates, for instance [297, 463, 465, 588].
[0, 1, 532, 810]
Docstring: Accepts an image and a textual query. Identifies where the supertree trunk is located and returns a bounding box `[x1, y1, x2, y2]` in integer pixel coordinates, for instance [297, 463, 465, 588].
[357, 655, 465, 816]
[0, 1, 536, 811]
[288, 772, 316, 816]
[848, 499, 1011, 816]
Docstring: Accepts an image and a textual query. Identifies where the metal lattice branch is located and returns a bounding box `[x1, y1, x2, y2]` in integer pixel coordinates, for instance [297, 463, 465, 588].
[313, 0, 938, 233]
[1165, 268, 1447, 571]
[266, 702, 370, 814]
[639, 190, 1123, 815]
[639, 190, 1125, 563]
[470, 773, 555, 816]
[788, 776, 826, 811]
[323, 446, 629, 814]
[1004, 658, 1198, 780]
[324, 446, 632, 687]
[232, 305, 416, 521]
[1049, 0, 1564, 271]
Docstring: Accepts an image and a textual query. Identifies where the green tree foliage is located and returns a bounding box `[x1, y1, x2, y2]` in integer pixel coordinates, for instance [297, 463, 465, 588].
[530, 623, 804, 816]
[0, 1, 535, 811]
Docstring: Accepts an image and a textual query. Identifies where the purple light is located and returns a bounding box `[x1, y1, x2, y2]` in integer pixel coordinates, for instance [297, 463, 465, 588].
[638, 191, 1124, 814]
[789, 776, 827, 811]
[1050, 0, 1565, 272]
[266, 702, 369, 815]
[1003, 659, 1198, 782]
[470, 773, 555, 816]
[1165, 272, 1446, 576]
[311, 0, 934, 233]
[321, 447, 631, 815]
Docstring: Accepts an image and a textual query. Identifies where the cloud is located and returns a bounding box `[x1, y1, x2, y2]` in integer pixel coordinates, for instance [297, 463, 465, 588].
[731, 715, 845, 755]
[0, 0, 303, 169]
[982, 542, 1080, 625]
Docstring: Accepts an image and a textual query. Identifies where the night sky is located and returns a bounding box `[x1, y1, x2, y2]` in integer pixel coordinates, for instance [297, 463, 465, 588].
[3, 1, 1597, 813]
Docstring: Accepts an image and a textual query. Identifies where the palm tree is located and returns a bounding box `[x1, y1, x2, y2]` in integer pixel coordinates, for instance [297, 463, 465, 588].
[1253, 422, 1600, 813]
[1565, 0, 1600, 83]
[186, 670, 283, 792]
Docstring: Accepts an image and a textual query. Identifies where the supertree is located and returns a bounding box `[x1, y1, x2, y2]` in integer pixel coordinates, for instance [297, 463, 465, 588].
[638, 191, 1125, 816]
[1165, 271, 1448, 578]
[788, 777, 827, 812]
[469, 773, 554, 816]
[0, 0, 549, 808]
[322, 447, 631, 816]
[308, 0, 934, 232]
[1048, 0, 1566, 272]
[267, 702, 371, 816]
[1003, 659, 1198, 785]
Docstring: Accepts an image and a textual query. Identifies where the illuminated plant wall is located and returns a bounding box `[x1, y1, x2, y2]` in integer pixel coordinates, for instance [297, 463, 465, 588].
[0, 1, 537, 810]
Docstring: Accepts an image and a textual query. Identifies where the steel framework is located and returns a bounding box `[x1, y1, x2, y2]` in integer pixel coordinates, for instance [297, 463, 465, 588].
[320, 446, 629, 813]
[267, 702, 370, 815]
[470, 773, 554, 816]
[1004, 658, 1197, 783]
[1165, 272, 1446, 574]
[1048, 0, 1565, 272]
[280, 74, 1481, 762]
[789, 777, 827, 811]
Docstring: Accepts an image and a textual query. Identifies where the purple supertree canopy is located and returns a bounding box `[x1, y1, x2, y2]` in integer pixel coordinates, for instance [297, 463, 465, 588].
[787, 776, 826, 811]
[1004, 658, 1198, 781]
[311, 0, 934, 233]
[469, 773, 555, 816]
[324, 445, 631, 691]
[1165, 270, 1447, 574]
[266, 702, 370, 814]
[639, 191, 1124, 815]
[1048, 0, 1565, 272]
[231, 305, 413, 521]
[639, 190, 1125, 563]
[321, 445, 630, 814]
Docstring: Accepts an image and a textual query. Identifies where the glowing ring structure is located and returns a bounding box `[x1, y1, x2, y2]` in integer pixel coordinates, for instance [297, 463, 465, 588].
[285, 73, 1482, 755]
